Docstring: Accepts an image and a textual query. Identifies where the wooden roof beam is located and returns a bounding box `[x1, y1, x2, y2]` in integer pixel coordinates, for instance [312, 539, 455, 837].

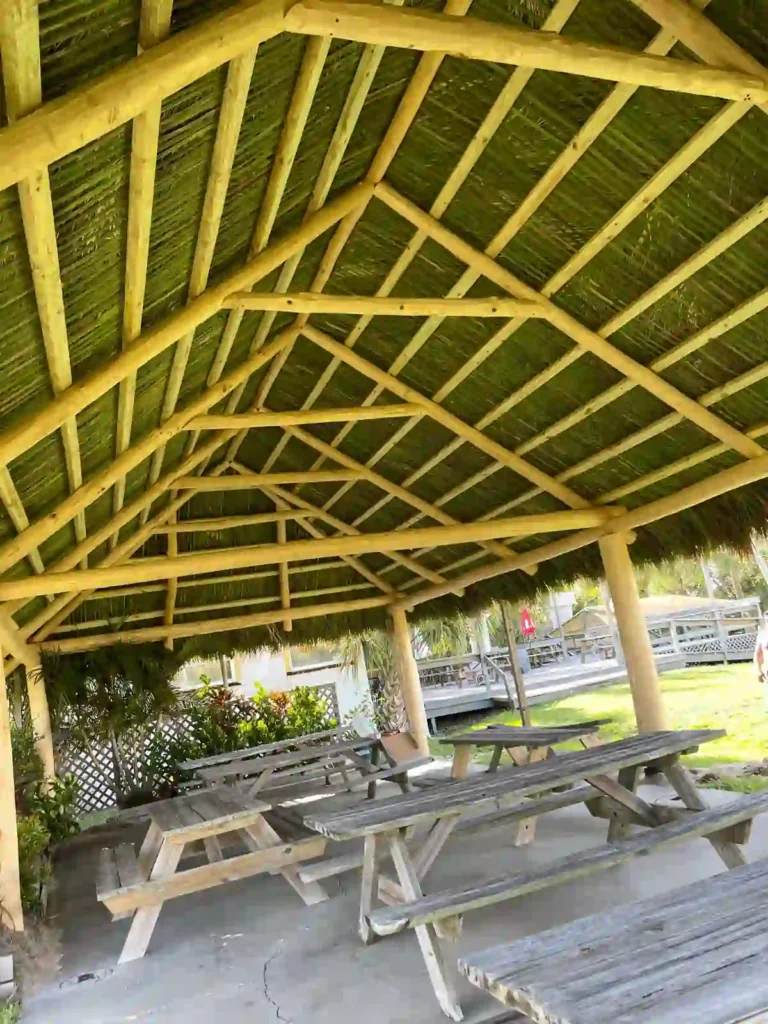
[0, 508, 621, 601]
[187, 403, 422, 429]
[1, 0, 87, 564]
[112, 0, 174, 542]
[395, 452, 768, 610]
[240, 0, 476, 451]
[310, 1, 720, 527]
[224, 292, 545, 317]
[0, 332, 293, 579]
[37, 595, 394, 654]
[173, 471, 365, 489]
[284, 0, 768, 102]
[163, 512, 178, 651]
[302, 324, 593, 509]
[153, 510, 312, 533]
[0, 0, 288, 192]
[252, 476, 451, 591]
[375, 182, 766, 462]
[0, 182, 371, 473]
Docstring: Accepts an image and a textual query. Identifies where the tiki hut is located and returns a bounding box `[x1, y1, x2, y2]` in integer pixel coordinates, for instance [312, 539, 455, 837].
[1, 0, 768, 927]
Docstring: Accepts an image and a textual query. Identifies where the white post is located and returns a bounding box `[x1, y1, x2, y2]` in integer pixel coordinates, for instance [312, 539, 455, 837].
[0, 647, 24, 931]
[599, 533, 668, 732]
[388, 607, 430, 755]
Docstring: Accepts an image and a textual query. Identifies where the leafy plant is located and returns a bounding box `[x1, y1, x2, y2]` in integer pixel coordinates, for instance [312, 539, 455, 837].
[29, 776, 80, 844]
[16, 816, 51, 913]
[39, 644, 183, 807]
[0, 1002, 21, 1023]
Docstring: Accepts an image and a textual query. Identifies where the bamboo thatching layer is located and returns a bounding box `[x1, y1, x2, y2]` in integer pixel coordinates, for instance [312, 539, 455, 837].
[1, 0, 768, 654]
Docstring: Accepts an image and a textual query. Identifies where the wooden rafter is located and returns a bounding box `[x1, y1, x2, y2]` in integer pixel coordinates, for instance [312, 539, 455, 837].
[0, 0, 87, 565]
[242, 0, 477, 464]
[0, 508, 620, 602]
[375, 183, 765, 461]
[0, 0, 287, 191]
[112, 0, 174, 543]
[153, 511, 310, 533]
[173, 471, 364, 489]
[39, 596, 394, 654]
[283, 0, 768, 102]
[163, 512, 178, 651]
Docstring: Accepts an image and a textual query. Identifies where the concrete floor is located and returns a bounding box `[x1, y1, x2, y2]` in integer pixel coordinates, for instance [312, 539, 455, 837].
[24, 777, 768, 1024]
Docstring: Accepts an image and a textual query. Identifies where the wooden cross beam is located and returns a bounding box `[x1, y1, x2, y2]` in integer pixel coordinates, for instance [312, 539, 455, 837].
[283, 0, 768, 102]
[187, 404, 422, 430]
[374, 182, 766, 462]
[0, 508, 620, 602]
[153, 511, 312, 533]
[172, 471, 365, 489]
[224, 292, 545, 317]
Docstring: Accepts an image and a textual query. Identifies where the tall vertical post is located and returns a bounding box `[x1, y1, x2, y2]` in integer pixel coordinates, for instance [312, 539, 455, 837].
[0, 613, 54, 780]
[500, 601, 530, 726]
[388, 607, 430, 756]
[598, 533, 668, 732]
[0, 646, 24, 932]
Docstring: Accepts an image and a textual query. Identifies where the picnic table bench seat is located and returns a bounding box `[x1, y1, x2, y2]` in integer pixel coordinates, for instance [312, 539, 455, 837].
[368, 787, 768, 936]
[459, 856, 768, 1024]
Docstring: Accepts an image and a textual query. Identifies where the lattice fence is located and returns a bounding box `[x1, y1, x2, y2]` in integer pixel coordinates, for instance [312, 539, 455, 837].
[60, 682, 341, 815]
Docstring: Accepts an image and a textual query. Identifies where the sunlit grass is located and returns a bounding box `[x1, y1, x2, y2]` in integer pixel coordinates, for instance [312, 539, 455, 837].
[429, 664, 768, 779]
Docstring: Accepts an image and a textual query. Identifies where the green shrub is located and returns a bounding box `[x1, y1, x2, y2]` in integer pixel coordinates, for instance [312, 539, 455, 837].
[16, 816, 51, 913]
[29, 776, 80, 844]
[0, 1002, 21, 1023]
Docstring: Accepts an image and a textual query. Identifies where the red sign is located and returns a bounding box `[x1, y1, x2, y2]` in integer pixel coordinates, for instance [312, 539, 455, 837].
[520, 607, 536, 636]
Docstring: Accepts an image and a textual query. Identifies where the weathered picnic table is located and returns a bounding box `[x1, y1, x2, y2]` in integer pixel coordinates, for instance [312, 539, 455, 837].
[459, 856, 768, 1024]
[303, 729, 768, 1020]
[189, 730, 429, 801]
[97, 787, 326, 964]
[445, 720, 609, 844]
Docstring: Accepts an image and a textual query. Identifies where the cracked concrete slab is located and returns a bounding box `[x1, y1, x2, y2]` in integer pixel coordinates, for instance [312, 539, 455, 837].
[23, 784, 768, 1023]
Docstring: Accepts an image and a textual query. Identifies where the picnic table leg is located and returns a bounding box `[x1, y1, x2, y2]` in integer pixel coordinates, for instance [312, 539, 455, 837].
[510, 746, 548, 847]
[487, 744, 503, 774]
[606, 766, 640, 842]
[451, 744, 474, 779]
[387, 831, 463, 1022]
[359, 834, 379, 944]
[367, 744, 382, 800]
[242, 815, 329, 905]
[119, 839, 184, 964]
[662, 759, 748, 869]
[135, 821, 164, 880]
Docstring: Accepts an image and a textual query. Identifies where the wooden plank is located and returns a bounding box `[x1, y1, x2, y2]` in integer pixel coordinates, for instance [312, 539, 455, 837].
[663, 760, 748, 869]
[240, 815, 328, 906]
[459, 859, 768, 1024]
[198, 736, 377, 781]
[96, 848, 120, 901]
[114, 843, 141, 889]
[304, 731, 724, 839]
[103, 835, 327, 918]
[149, 794, 271, 843]
[118, 840, 184, 963]
[224, 292, 544, 316]
[359, 834, 378, 944]
[369, 790, 768, 935]
[180, 726, 349, 770]
[446, 721, 608, 745]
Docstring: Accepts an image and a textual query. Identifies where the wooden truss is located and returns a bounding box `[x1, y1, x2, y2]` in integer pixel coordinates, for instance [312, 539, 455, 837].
[2, 0, 768, 665]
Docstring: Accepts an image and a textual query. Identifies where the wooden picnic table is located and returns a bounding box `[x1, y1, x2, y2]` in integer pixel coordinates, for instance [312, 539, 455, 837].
[192, 731, 430, 802]
[459, 856, 768, 1024]
[97, 787, 327, 964]
[179, 724, 348, 772]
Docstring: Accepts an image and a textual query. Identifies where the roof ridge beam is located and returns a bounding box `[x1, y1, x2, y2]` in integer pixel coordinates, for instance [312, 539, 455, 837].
[187, 403, 422, 429]
[0, 508, 621, 601]
[374, 182, 765, 462]
[0, 182, 372, 473]
[0, 0, 288, 192]
[224, 292, 545, 317]
[284, 0, 768, 102]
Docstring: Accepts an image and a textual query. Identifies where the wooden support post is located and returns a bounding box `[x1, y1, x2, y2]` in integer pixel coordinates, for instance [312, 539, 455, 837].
[0, 612, 54, 779]
[388, 606, 430, 757]
[164, 512, 178, 651]
[0, 646, 23, 932]
[500, 601, 530, 725]
[598, 533, 668, 732]
[278, 518, 292, 632]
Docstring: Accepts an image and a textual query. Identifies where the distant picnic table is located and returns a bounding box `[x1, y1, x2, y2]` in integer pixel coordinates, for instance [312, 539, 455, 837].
[302, 728, 768, 1020]
[460, 856, 768, 1024]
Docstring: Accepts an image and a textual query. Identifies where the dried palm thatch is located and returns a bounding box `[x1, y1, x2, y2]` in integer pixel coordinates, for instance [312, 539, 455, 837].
[0, 0, 767, 663]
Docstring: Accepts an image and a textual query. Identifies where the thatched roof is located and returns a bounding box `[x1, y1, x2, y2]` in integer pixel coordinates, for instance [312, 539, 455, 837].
[2, 0, 768, 660]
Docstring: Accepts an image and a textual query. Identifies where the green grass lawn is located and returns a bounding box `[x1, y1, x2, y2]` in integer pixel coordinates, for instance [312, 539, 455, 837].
[429, 664, 768, 780]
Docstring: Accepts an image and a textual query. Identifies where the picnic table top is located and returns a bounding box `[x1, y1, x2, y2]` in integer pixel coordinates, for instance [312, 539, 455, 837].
[147, 788, 271, 844]
[459, 856, 768, 1024]
[303, 729, 723, 839]
[197, 734, 378, 781]
[444, 719, 611, 747]
[179, 725, 352, 771]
